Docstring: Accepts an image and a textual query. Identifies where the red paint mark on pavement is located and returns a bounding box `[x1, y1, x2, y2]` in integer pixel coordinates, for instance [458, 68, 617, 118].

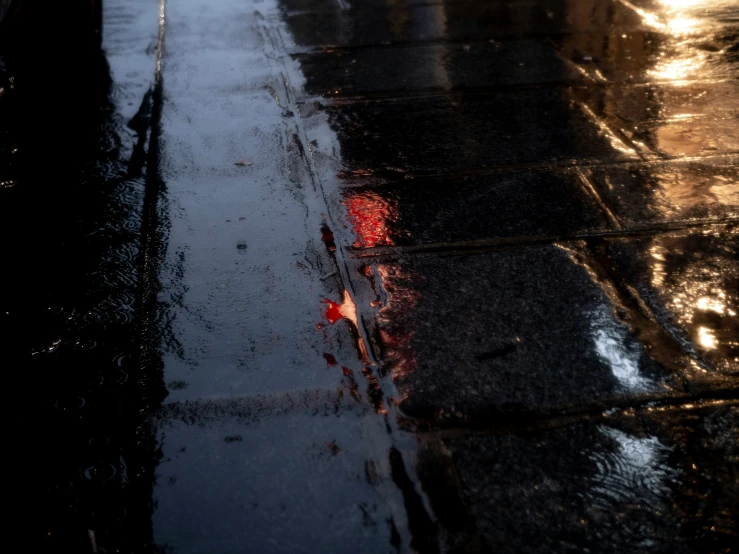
[320, 290, 371, 364]
[323, 299, 344, 324]
[322, 290, 358, 326]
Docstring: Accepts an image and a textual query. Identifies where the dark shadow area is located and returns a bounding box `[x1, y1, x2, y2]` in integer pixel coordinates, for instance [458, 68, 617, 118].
[1, 4, 165, 551]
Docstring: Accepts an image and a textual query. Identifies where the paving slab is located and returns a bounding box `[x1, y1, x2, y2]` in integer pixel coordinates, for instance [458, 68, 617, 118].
[153, 394, 396, 554]
[329, 169, 613, 248]
[293, 40, 582, 98]
[144, 0, 414, 551]
[576, 82, 739, 158]
[155, 0, 353, 400]
[417, 402, 739, 553]
[350, 244, 683, 420]
[587, 157, 739, 228]
[600, 226, 739, 379]
[311, 91, 638, 176]
[278, 0, 645, 49]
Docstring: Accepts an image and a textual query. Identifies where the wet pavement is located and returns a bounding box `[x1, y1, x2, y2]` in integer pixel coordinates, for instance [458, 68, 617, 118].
[1, 0, 738, 552]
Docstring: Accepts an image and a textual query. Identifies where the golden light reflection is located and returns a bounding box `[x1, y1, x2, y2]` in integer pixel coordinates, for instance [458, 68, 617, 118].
[647, 54, 706, 83]
[566, 0, 736, 161]
[648, 229, 739, 373]
[696, 294, 726, 315]
[659, 0, 704, 8]
[649, 246, 667, 287]
[697, 326, 717, 349]
[666, 17, 699, 35]
[710, 178, 739, 206]
[622, 0, 720, 86]
[644, 0, 739, 159]
[670, 285, 729, 325]
[615, 0, 666, 29]
[649, 169, 739, 216]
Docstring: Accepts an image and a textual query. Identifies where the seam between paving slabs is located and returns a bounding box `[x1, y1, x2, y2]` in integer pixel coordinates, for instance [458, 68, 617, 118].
[404, 396, 739, 437]
[258, 13, 444, 553]
[574, 239, 698, 389]
[344, 221, 739, 259]
[278, 27, 658, 56]
[295, 78, 739, 104]
[136, 0, 170, 411]
[574, 166, 625, 230]
[326, 152, 739, 185]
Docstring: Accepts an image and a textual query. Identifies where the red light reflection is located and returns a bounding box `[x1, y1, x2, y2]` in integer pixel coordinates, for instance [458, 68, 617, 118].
[342, 192, 397, 248]
[374, 264, 421, 397]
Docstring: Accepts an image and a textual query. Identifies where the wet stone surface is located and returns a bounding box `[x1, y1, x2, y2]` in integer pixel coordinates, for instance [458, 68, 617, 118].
[333, 169, 614, 248]
[576, 83, 739, 159]
[352, 245, 681, 420]
[600, 226, 739, 378]
[316, 91, 637, 176]
[153, 395, 394, 554]
[553, 27, 739, 85]
[294, 39, 584, 97]
[2, 0, 161, 550]
[278, 0, 645, 50]
[418, 403, 739, 554]
[3, 0, 739, 551]
[587, 158, 739, 227]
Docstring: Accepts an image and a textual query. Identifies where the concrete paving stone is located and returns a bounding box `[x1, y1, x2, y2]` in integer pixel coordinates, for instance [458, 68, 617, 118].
[587, 157, 739, 228]
[418, 402, 739, 553]
[314, 91, 638, 175]
[155, 101, 364, 400]
[155, 0, 367, 402]
[278, 0, 644, 50]
[330, 170, 614, 248]
[293, 40, 582, 98]
[600, 225, 739, 378]
[576, 82, 739, 158]
[164, 0, 275, 95]
[352, 245, 683, 420]
[152, 394, 396, 554]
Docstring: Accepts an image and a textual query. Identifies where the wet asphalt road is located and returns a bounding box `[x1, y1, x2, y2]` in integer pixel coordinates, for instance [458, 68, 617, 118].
[1, 0, 738, 552]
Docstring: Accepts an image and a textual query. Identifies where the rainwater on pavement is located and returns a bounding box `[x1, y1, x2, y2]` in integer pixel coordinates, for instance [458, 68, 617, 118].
[1, 0, 737, 552]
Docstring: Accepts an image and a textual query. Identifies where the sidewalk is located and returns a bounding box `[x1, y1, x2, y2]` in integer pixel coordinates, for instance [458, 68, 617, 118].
[146, 0, 737, 552]
[3, 0, 736, 551]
